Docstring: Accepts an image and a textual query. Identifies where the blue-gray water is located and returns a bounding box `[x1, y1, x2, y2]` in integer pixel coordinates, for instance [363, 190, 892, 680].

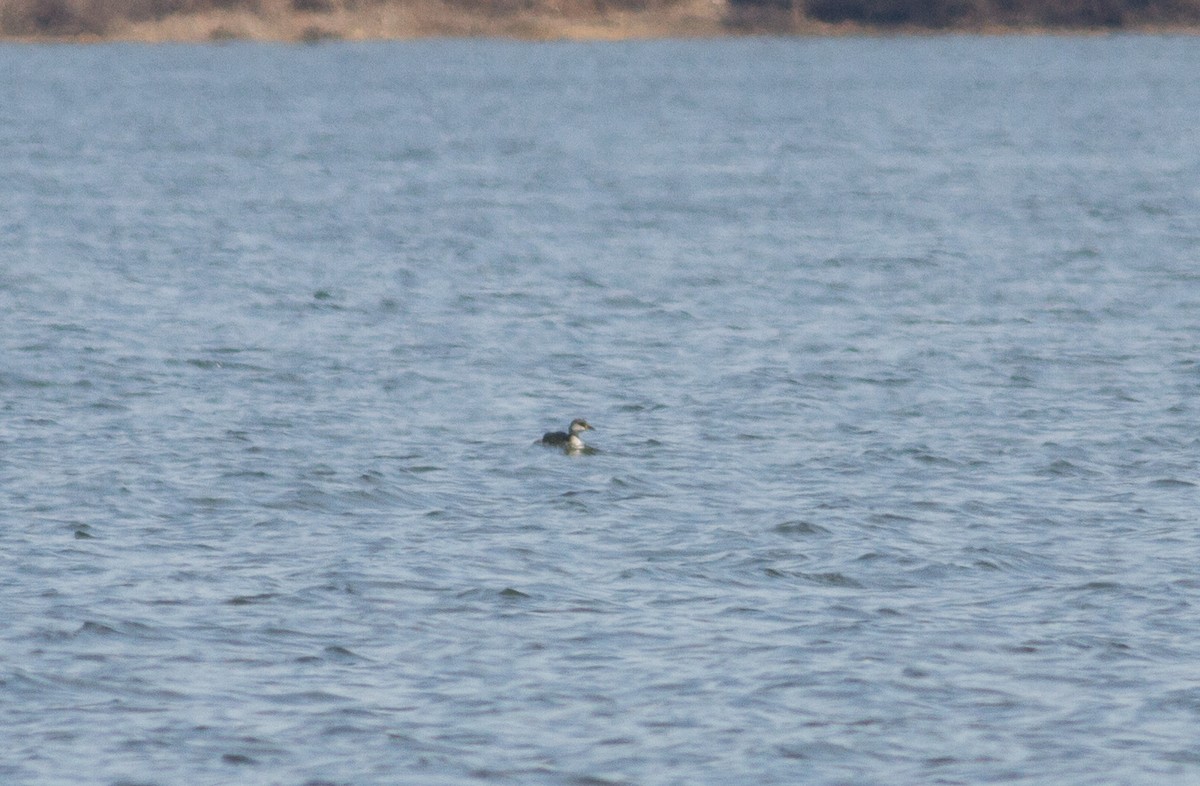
[2, 36, 1200, 786]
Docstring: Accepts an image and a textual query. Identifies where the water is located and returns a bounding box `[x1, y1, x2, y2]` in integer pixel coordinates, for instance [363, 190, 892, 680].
[2, 35, 1200, 785]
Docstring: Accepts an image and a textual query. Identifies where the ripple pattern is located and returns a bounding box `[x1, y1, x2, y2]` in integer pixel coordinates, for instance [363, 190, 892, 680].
[2, 36, 1200, 786]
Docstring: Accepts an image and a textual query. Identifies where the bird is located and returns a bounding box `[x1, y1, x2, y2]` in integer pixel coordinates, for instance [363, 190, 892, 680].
[540, 418, 594, 450]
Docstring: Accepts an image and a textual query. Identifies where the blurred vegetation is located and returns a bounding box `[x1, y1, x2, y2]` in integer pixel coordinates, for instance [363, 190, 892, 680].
[1, 0, 1198, 36]
[0, 0, 672, 35]
[793, 0, 1200, 27]
[0, 0, 240, 36]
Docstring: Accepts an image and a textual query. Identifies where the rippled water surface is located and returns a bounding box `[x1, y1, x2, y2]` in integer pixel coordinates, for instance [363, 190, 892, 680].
[3, 36, 1200, 785]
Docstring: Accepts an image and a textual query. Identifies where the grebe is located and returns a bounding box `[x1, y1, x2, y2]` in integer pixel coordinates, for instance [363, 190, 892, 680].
[541, 418, 594, 450]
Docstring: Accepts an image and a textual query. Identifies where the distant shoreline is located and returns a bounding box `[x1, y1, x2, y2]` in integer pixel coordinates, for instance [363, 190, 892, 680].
[2, 0, 1199, 43]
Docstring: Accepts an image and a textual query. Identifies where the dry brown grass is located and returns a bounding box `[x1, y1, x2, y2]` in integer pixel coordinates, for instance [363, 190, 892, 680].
[0, 0, 731, 39]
